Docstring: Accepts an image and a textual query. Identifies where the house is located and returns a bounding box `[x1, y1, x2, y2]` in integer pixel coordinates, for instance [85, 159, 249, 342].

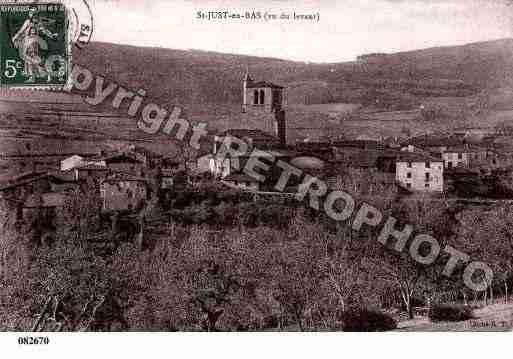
[73, 164, 110, 182]
[47, 171, 80, 192]
[61, 155, 106, 171]
[395, 153, 444, 192]
[100, 173, 147, 212]
[61, 155, 85, 171]
[160, 169, 175, 189]
[442, 146, 492, 169]
[4, 150, 99, 173]
[126, 145, 164, 169]
[99, 153, 145, 177]
[196, 154, 214, 176]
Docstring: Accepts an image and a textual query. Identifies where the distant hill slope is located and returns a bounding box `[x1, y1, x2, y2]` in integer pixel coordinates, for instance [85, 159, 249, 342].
[72, 39, 513, 109]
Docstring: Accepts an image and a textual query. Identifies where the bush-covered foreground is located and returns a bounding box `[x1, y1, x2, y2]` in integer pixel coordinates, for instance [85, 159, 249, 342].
[340, 309, 397, 332]
[2, 188, 513, 331]
[428, 304, 475, 322]
[0, 215, 406, 331]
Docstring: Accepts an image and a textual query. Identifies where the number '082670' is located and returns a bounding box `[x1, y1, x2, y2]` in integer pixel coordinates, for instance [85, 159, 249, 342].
[18, 336, 50, 345]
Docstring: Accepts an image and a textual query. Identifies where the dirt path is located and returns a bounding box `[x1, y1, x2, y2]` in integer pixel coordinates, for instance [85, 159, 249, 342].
[396, 303, 513, 332]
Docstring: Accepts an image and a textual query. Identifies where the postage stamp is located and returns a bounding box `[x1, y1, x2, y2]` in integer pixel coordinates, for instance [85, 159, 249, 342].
[0, 2, 69, 88]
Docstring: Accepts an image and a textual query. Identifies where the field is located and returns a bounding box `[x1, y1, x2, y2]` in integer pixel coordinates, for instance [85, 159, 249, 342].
[4, 92, 513, 153]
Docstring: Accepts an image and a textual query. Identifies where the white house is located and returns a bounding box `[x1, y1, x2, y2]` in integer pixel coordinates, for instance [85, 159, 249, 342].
[396, 153, 444, 192]
[61, 155, 106, 171]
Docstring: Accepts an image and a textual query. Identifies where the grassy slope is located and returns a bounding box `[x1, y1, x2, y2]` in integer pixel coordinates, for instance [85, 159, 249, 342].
[74, 39, 513, 107]
[3, 38, 513, 151]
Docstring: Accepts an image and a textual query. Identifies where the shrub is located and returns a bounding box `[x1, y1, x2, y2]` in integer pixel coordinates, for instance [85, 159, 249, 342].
[341, 308, 397, 332]
[428, 304, 474, 322]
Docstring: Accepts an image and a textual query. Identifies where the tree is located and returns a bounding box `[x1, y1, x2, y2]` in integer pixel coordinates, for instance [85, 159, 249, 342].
[366, 196, 452, 319]
[455, 205, 513, 304]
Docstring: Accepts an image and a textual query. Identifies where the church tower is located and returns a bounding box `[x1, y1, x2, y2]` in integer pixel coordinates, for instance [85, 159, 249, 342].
[241, 71, 287, 145]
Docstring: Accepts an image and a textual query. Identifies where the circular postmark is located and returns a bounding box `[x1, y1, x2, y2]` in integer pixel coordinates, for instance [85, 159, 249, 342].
[65, 0, 94, 49]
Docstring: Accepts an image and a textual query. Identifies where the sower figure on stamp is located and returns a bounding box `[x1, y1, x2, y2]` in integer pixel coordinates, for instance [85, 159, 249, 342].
[11, 6, 58, 83]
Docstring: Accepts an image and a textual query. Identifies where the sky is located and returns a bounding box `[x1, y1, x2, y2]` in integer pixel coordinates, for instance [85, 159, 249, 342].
[88, 0, 513, 62]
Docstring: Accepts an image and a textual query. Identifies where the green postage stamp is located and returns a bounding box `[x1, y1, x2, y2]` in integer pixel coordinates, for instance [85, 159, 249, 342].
[0, 2, 70, 88]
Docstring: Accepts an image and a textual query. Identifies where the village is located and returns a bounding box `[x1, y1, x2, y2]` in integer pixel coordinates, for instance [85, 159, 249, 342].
[3, 72, 513, 249]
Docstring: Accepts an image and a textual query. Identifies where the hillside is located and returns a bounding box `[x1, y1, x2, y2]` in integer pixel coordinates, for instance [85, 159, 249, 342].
[3, 38, 513, 150]
[73, 39, 513, 108]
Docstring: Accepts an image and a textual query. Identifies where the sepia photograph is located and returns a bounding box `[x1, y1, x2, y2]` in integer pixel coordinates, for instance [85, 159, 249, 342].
[1, 0, 512, 357]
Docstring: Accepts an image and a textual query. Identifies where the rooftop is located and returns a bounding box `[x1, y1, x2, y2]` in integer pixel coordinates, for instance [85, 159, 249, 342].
[405, 136, 464, 148]
[394, 151, 443, 163]
[96, 153, 143, 164]
[76, 163, 109, 171]
[0, 171, 49, 191]
[246, 80, 284, 89]
[332, 140, 383, 149]
[444, 145, 489, 153]
[102, 172, 147, 184]
[217, 128, 278, 141]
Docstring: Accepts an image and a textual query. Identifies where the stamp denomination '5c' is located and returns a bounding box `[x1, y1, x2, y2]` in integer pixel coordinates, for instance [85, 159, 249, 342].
[0, 2, 69, 88]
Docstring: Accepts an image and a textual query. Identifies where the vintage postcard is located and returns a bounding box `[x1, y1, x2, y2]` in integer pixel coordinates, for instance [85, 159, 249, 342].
[0, 0, 512, 357]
